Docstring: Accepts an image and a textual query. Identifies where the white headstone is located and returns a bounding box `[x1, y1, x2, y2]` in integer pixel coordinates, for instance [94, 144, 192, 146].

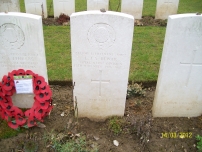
[152, 14, 202, 117]
[71, 11, 134, 121]
[53, 0, 75, 17]
[87, 0, 109, 11]
[0, 12, 48, 108]
[25, 0, 47, 18]
[121, 0, 143, 19]
[0, 0, 20, 12]
[155, 0, 179, 19]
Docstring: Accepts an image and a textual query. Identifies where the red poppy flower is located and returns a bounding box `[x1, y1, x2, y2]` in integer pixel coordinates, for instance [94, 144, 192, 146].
[47, 98, 53, 106]
[2, 110, 11, 121]
[25, 108, 35, 120]
[0, 88, 6, 96]
[2, 83, 13, 91]
[0, 95, 6, 103]
[27, 119, 37, 127]
[8, 70, 17, 77]
[2, 75, 9, 83]
[5, 96, 12, 101]
[24, 109, 30, 118]
[5, 90, 14, 96]
[8, 121, 19, 129]
[2, 76, 14, 91]
[34, 107, 46, 120]
[17, 69, 25, 75]
[25, 70, 35, 76]
[34, 85, 41, 95]
[1, 99, 13, 110]
[45, 91, 52, 100]
[0, 108, 5, 119]
[36, 88, 52, 102]
[15, 115, 26, 126]
[11, 106, 24, 116]
[35, 93, 46, 102]
[39, 100, 50, 109]
[33, 74, 39, 80]
[39, 82, 48, 93]
[34, 76, 45, 85]
[43, 105, 53, 117]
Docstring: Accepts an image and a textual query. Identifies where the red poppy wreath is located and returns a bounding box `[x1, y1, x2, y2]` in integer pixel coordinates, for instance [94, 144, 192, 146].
[0, 69, 53, 129]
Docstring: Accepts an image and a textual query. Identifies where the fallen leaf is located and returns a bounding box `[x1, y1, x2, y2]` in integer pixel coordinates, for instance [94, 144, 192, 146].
[37, 123, 46, 128]
[94, 136, 100, 141]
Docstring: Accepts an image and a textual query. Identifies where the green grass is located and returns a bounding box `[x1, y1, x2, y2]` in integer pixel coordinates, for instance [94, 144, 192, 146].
[20, 0, 202, 17]
[108, 116, 124, 135]
[8, 0, 202, 82]
[178, 0, 202, 14]
[142, 0, 202, 17]
[130, 26, 165, 81]
[43, 131, 98, 152]
[43, 26, 72, 81]
[19, 0, 25, 13]
[16, 0, 201, 82]
[43, 26, 165, 82]
[142, 0, 157, 17]
[196, 135, 202, 152]
[0, 121, 25, 139]
[1, 0, 202, 140]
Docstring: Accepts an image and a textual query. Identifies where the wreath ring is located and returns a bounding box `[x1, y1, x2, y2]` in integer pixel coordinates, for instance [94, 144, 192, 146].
[0, 69, 53, 129]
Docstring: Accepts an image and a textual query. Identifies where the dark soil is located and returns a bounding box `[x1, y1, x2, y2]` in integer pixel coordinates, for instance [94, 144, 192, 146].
[42, 15, 167, 26]
[0, 84, 202, 152]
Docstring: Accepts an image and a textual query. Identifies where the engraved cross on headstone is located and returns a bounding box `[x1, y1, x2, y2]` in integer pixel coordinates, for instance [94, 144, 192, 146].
[91, 70, 110, 96]
[180, 50, 202, 86]
[30, 0, 42, 13]
[59, 0, 69, 12]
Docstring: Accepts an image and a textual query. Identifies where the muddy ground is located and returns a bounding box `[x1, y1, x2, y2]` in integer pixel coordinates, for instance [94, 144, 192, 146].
[0, 84, 202, 152]
[42, 15, 167, 26]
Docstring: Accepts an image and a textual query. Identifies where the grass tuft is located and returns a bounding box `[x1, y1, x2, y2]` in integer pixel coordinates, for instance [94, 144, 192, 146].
[0, 120, 25, 139]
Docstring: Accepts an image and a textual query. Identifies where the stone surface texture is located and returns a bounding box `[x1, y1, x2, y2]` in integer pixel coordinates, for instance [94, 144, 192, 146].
[53, 0, 75, 17]
[0, 0, 20, 12]
[0, 12, 48, 108]
[71, 11, 134, 121]
[25, 0, 47, 18]
[155, 0, 179, 19]
[152, 14, 202, 117]
[87, 0, 109, 11]
[121, 0, 143, 19]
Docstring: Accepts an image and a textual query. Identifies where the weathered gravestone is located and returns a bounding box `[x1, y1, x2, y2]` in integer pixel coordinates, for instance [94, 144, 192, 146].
[87, 0, 109, 11]
[0, 0, 20, 12]
[25, 0, 47, 18]
[0, 12, 48, 108]
[155, 0, 179, 19]
[71, 11, 134, 120]
[121, 0, 143, 19]
[152, 14, 202, 117]
[53, 0, 75, 18]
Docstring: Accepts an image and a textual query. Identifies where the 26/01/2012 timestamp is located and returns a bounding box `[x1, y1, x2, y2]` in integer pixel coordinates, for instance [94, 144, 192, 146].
[161, 132, 192, 138]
